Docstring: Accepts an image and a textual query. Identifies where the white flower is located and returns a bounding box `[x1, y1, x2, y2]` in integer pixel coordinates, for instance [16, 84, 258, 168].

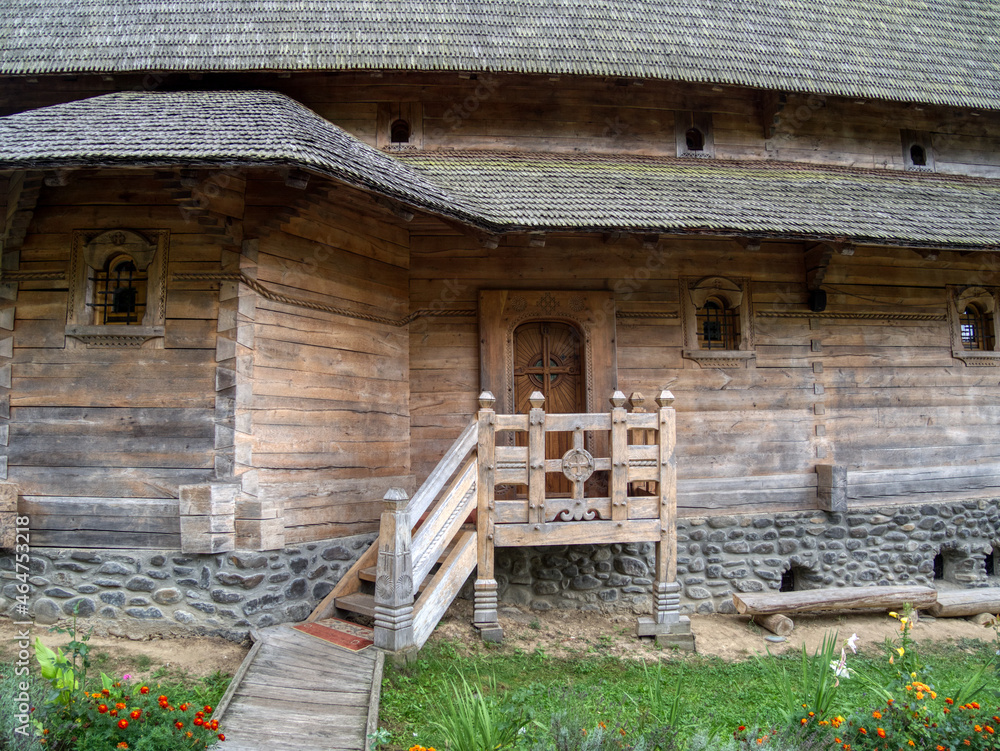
[846, 633, 859, 654]
[830, 648, 853, 680]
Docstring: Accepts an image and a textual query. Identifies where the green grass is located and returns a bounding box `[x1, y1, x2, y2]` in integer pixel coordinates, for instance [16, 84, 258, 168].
[378, 635, 1000, 750]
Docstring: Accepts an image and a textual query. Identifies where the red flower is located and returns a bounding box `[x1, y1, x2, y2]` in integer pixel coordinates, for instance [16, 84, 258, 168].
[180, 703, 190, 711]
[139, 687, 149, 695]
[158, 695, 168, 703]
[194, 718, 204, 726]
[98, 704, 108, 714]
[118, 719, 129, 729]
[210, 720, 219, 731]
[130, 710, 141, 720]
[946, 698, 955, 705]
[877, 728, 886, 738]
[110, 710, 118, 717]
[175, 721, 184, 730]
[115, 703, 126, 710]
[218, 734, 226, 741]
[204, 705, 213, 714]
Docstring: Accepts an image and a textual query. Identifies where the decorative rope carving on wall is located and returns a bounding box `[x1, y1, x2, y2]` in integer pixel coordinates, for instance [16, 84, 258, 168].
[759, 311, 946, 321]
[1, 271, 67, 281]
[172, 272, 479, 326]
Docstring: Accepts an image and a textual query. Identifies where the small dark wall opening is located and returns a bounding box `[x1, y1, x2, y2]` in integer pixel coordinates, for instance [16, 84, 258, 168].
[933, 552, 945, 580]
[986, 548, 996, 577]
[685, 127, 705, 151]
[910, 143, 927, 166]
[779, 568, 796, 592]
[390, 118, 411, 144]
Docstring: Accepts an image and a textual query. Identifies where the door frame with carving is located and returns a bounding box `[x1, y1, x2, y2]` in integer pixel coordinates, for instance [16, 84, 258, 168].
[479, 290, 618, 415]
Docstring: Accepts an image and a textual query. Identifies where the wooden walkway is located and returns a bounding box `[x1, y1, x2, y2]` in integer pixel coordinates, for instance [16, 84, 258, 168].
[215, 622, 384, 751]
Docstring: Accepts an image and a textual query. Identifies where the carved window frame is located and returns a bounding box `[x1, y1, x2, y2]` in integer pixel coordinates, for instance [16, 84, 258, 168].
[675, 111, 715, 159]
[66, 229, 168, 348]
[949, 285, 1000, 366]
[681, 276, 756, 368]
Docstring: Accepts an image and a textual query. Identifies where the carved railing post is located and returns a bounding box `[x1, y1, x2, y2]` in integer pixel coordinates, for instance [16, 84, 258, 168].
[474, 391, 502, 641]
[527, 391, 546, 525]
[373, 487, 415, 652]
[610, 390, 628, 521]
[638, 388, 693, 649]
[654, 388, 679, 625]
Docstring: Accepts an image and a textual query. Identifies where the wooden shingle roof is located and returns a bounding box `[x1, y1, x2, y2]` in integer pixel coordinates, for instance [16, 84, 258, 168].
[2, 0, 1000, 110]
[1, 91, 998, 249]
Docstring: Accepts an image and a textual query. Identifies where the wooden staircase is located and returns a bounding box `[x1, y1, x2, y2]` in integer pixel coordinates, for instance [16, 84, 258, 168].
[307, 421, 480, 652]
[307, 389, 691, 653]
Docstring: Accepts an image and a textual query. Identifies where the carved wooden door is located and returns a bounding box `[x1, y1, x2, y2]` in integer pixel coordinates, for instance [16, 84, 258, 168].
[513, 321, 585, 495]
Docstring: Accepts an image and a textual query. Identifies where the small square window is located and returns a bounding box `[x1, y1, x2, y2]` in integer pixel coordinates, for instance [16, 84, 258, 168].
[681, 276, 755, 368]
[949, 286, 1000, 366]
[675, 112, 715, 158]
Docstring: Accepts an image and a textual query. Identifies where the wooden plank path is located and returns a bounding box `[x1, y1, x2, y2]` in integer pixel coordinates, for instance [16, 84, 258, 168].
[215, 622, 384, 751]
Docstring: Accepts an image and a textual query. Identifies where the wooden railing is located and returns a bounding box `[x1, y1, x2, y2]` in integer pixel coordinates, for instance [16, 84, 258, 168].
[367, 388, 687, 652]
[472, 388, 684, 640]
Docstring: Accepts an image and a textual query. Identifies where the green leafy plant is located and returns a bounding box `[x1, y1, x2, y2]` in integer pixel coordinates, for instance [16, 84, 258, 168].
[430, 671, 525, 751]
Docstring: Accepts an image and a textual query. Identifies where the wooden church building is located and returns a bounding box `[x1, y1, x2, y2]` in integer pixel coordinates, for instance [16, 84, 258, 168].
[1, 0, 999, 645]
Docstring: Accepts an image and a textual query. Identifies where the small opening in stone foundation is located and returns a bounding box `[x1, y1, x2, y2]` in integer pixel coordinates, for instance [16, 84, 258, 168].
[986, 549, 996, 577]
[779, 568, 796, 592]
[933, 553, 945, 580]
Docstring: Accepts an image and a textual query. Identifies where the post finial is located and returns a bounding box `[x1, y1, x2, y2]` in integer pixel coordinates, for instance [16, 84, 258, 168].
[528, 390, 545, 409]
[478, 391, 496, 409]
[609, 390, 627, 408]
[655, 389, 675, 408]
[629, 391, 646, 411]
[383, 487, 409, 511]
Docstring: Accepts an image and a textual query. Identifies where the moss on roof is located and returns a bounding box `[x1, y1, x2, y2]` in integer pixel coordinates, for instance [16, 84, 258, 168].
[2, 0, 1000, 110]
[1, 91, 998, 249]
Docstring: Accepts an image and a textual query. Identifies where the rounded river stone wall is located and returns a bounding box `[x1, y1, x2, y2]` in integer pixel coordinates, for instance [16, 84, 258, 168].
[0, 532, 375, 641]
[494, 500, 1000, 614]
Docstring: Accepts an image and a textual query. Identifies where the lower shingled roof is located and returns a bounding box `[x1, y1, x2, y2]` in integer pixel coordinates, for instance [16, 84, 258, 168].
[0, 90, 998, 250]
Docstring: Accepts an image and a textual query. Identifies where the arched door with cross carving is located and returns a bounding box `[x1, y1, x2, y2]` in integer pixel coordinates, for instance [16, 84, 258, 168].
[513, 321, 585, 495]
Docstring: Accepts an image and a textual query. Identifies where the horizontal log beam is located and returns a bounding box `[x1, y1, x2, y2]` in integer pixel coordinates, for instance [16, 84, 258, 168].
[926, 588, 1000, 618]
[733, 585, 937, 615]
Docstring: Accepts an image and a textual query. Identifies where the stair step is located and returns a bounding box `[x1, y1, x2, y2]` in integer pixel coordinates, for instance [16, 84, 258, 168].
[334, 592, 376, 618]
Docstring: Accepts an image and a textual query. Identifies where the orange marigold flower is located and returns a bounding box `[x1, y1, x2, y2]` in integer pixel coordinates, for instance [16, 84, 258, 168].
[989, 726, 996, 734]
[801, 718, 808, 725]
[964, 741, 971, 746]
[908, 742, 915, 747]
[130, 709, 141, 720]
[973, 702, 981, 709]
[204, 705, 213, 714]
[180, 703, 190, 711]
[877, 728, 886, 738]
[938, 746, 946, 750]
[117, 744, 128, 750]
[158, 695, 168, 703]
[210, 719, 219, 730]
[186, 732, 193, 738]
[598, 721, 606, 730]
[218, 734, 226, 742]
[738, 726, 746, 732]
[756, 739, 763, 745]
[175, 721, 184, 730]
[139, 686, 149, 695]
[916, 692, 924, 700]
[976, 725, 983, 733]
[115, 702, 126, 710]
[194, 718, 204, 726]
[872, 711, 882, 719]
[946, 698, 955, 705]
[619, 727, 626, 737]
[859, 728, 867, 735]
[98, 704, 108, 714]
[110, 710, 118, 717]
[102, 689, 110, 696]
[117, 719, 128, 730]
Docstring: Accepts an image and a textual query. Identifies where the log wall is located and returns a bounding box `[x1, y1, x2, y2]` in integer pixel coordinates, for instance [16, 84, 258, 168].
[1, 72, 998, 178]
[8, 168, 231, 548]
[241, 172, 412, 545]
[408, 232, 1000, 515]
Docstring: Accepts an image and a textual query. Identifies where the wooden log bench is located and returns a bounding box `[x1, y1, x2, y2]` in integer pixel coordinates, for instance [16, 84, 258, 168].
[926, 588, 1000, 619]
[733, 585, 938, 636]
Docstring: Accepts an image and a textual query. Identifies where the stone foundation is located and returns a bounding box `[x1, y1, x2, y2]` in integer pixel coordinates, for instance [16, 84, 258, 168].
[495, 499, 1000, 614]
[0, 532, 375, 640]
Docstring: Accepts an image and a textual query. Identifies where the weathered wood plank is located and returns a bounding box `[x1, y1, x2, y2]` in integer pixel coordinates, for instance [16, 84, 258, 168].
[734, 586, 937, 615]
